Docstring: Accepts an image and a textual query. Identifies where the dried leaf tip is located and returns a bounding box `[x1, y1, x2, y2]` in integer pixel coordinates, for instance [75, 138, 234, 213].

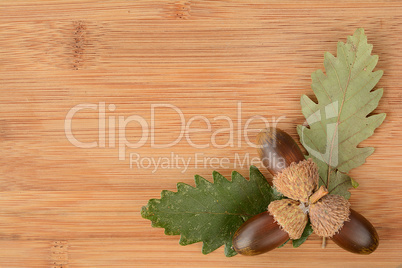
[309, 185, 329, 204]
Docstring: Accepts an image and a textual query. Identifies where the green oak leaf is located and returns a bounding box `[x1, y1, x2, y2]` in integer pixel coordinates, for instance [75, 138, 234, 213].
[141, 166, 281, 257]
[297, 28, 385, 199]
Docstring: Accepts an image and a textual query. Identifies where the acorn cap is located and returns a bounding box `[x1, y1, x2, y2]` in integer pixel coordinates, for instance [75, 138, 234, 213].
[273, 158, 319, 203]
[309, 194, 351, 237]
[268, 199, 308, 240]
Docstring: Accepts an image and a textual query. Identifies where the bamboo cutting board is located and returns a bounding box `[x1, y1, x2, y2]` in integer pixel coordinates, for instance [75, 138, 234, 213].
[1, 1, 402, 267]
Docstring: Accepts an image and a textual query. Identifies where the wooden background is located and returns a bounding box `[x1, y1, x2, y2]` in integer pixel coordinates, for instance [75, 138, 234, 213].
[1, 1, 401, 267]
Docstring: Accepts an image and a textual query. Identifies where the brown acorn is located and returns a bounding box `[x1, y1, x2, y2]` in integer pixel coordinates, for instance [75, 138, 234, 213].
[256, 127, 305, 176]
[232, 211, 289, 256]
[331, 209, 379, 254]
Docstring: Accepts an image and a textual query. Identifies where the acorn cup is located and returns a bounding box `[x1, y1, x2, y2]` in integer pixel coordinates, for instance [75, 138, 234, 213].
[232, 127, 379, 256]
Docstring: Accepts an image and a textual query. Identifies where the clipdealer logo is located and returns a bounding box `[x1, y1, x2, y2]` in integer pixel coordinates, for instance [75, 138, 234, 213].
[64, 102, 286, 172]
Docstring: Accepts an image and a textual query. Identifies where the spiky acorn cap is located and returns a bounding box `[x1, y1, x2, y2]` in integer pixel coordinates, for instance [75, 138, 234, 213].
[309, 194, 351, 237]
[268, 199, 308, 240]
[273, 158, 319, 203]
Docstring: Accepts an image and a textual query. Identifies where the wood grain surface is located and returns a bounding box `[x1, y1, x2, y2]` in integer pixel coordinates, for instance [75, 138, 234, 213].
[1, 1, 402, 267]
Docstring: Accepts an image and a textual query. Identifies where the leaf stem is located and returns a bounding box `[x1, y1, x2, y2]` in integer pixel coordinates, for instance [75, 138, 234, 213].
[322, 237, 327, 249]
